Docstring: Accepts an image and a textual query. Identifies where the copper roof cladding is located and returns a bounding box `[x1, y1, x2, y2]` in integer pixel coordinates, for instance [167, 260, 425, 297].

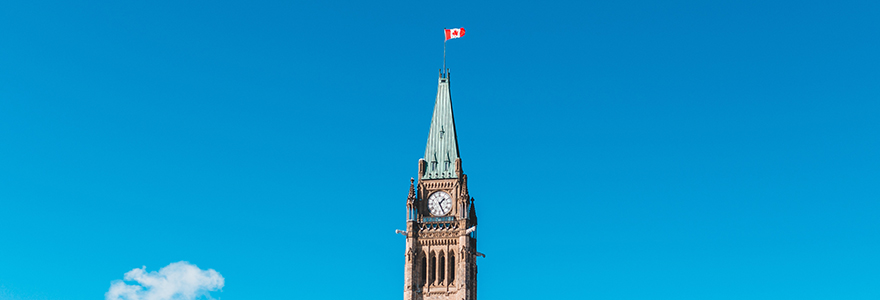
[422, 72, 460, 179]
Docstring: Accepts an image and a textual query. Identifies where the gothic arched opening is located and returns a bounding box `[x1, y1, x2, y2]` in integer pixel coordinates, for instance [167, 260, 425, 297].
[438, 251, 445, 285]
[419, 252, 427, 288]
[428, 251, 436, 285]
[449, 251, 455, 284]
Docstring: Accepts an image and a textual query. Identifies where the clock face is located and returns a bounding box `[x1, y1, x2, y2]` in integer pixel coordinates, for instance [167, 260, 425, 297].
[427, 191, 453, 216]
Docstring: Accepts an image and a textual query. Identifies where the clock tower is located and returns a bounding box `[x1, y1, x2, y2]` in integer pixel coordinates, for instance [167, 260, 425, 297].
[402, 70, 481, 300]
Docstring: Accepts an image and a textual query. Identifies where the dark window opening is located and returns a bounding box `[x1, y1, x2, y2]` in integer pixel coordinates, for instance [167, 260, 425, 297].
[438, 251, 445, 285]
[419, 253, 427, 288]
[428, 252, 435, 285]
[449, 251, 455, 284]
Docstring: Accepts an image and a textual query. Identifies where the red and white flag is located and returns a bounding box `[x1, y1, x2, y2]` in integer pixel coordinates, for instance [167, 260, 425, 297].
[445, 28, 465, 41]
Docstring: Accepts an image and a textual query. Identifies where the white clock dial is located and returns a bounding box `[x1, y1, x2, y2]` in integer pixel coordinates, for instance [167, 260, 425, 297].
[427, 191, 452, 216]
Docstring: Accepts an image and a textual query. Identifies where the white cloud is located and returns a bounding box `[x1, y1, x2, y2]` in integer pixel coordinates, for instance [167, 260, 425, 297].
[105, 261, 224, 300]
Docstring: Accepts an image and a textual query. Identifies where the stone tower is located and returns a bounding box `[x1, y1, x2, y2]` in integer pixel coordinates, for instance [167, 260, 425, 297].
[403, 70, 480, 300]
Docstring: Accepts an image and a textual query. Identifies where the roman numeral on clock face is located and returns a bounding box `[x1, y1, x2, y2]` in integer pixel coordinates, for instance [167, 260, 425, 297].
[428, 191, 452, 216]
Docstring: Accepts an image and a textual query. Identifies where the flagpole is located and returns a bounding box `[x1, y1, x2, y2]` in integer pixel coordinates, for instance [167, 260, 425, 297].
[443, 40, 446, 77]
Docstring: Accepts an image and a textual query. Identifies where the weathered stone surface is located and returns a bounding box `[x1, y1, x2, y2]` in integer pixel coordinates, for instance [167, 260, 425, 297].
[403, 71, 479, 300]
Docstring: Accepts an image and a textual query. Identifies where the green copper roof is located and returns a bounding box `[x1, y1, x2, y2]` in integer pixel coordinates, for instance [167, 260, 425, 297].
[423, 73, 459, 179]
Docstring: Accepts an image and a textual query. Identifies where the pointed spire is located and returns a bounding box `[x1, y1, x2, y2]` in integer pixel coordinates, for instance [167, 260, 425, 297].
[407, 177, 416, 202]
[406, 177, 417, 221]
[423, 70, 459, 179]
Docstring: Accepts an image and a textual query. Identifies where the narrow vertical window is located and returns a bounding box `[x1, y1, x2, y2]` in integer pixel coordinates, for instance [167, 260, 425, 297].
[449, 251, 455, 284]
[428, 252, 435, 285]
[438, 251, 445, 285]
[419, 253, 427, 288]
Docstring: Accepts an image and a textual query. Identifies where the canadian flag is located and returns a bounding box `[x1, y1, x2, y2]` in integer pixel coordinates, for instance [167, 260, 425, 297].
[444, 28, 465, 41]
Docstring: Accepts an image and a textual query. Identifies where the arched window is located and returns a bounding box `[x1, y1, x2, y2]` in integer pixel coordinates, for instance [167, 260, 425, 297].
[438, 251, 445, 285]
[428, 251, 435, 285]
[419, 252, 427, 288]
[448, 251, 455, 284]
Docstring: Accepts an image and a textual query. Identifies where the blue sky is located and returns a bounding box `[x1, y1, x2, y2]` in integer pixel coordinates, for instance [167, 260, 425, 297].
[1, 0, 878, 299]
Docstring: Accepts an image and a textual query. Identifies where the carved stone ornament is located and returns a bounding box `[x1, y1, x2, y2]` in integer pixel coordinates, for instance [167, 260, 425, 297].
[407, 177, 416, 204]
